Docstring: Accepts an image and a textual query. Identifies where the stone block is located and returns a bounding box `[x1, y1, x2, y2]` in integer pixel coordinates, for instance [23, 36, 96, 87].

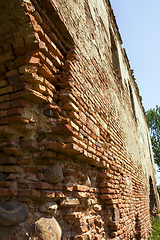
[39, 202, 58, 214]
[34, 217, 62, 240]
[44, 164, 64, 184]
[0, 202, 28, 226]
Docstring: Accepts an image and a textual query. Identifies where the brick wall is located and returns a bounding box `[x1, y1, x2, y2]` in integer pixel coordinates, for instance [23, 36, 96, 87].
[0, 0, 159, 239]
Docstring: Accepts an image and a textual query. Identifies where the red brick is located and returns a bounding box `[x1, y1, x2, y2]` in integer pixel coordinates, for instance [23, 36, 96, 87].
[18, 158, 31, 165]
[66, 50, 78, 61]
[8, 108, 23, 116]
[0, 51, 15, 64]
[10, 91, 22, 100]
[18, 189, 41, 198]
[0, 110, 7, 118]
[44, 104, 61, 112]
[33, 158, 55, 165]
[5, 61, 15, 70]
[63, 186, 73, 191]
[8, 116, 29, 125]
[100, 194, 111, 200]
[10, 99, 33, 108]
[12, 38, 24, 49]
[15, 41, 47, 56]
[0, 94, 9, 103]
[15, 55, 40, 67]
[0, 157, 18, 165]
[40, 21, 50, 33]
[0, 118, 8, 126]
[0, 125, 22, 136]
[6, 69, 19, 78]
[74, 192, 88, 198]
[74, 226, 88, 234]
[19, 65, 38, 74]
[8, 75, 20, 85]
[21, 89, 47, 103]
[38, 173, 44, 181]
[41, 151, 57, 158]
[0, 181, 12, 188]
[0, 166, 22, 173]
[4, 148, 23, 157]
[65, 143, 83, 155]
[0, 102, 10, 109]
[0, 188, 16, 197]
[73, 185, 88, 192]
[74, 235, 88, 240]
[20, 140, 38, 150]
[0, 138, 18, 148]
[52, 185, 63, 190]
[0, 64, 6, 74]
[60, 198, 80, 206]
[6, 174, 16, 181]
[2, 42, 12, 52]
[25, 167, 39, 173]
[17, 182, 29, 189]
[0, 32, 13, 42]
[45, 142, 66, 151]
[30, 182, 53, 190]
[38, 64, 57, 79]
[63, 212, 83, 220]
[0, 80, 8, 88]
[94, 235, 102, 240]
[32, 11, 43, 24]
[50, 124, 74, 135]
[100, 188, 116, 194]
[41, 190, 55, 198]
[14, 81, 32, 92]
[55, 191, 67, 198]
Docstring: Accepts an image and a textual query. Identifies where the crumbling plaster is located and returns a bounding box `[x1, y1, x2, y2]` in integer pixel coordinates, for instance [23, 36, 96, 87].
[54, 0, 156, 180]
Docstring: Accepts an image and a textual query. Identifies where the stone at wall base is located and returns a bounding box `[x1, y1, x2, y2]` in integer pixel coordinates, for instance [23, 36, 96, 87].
[0, 202, 28, 226]
[34, 217, 62, 240]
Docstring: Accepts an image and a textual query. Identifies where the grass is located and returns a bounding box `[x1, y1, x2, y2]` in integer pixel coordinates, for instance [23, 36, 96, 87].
[149, 217, 160, 240]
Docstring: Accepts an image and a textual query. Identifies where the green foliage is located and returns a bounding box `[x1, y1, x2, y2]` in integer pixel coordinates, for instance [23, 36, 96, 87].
[149, 217, 160, 239]
[146, 105, 160, 168]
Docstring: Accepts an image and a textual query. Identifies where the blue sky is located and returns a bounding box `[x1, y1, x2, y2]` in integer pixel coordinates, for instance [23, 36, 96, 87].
[110, 0, 160, 112]
[110, 1, 160, 184]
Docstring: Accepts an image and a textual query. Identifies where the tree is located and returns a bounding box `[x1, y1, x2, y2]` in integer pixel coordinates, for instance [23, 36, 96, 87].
[146, 105, 160, 168]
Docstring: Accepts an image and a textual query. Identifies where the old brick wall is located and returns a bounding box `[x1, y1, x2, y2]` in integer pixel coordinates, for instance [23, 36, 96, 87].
[0, 0, 159, 239]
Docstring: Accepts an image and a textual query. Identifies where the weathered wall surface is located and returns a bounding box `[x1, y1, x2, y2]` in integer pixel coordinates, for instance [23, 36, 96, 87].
[0, 0, 159, 239]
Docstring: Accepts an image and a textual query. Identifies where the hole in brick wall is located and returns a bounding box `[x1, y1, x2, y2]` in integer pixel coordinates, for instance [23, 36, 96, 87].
[43, 109, 56, 117]
[110, 29, 121, 79]
[55, 83, 61, 91]
[128, 83, 137, 122]
[149, 176, 157, 216]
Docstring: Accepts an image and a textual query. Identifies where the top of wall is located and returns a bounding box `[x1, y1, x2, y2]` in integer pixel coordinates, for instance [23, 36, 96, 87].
[108, 0, 147, 122]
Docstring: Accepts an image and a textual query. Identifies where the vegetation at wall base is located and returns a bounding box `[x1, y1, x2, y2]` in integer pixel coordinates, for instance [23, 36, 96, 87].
[149, 216, 160, 239]
[146, 105, 160, 168]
